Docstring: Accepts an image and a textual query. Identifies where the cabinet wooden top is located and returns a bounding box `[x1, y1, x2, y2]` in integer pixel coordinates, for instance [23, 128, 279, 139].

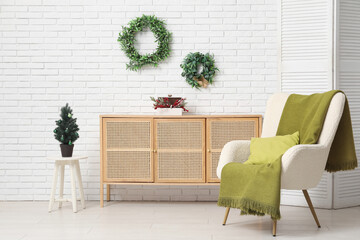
[100, 114, 262, 119]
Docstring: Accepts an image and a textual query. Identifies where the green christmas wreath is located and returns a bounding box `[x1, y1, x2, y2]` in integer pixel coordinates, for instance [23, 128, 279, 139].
[117, 15, 172, 71]
[180, 52, 219, 89]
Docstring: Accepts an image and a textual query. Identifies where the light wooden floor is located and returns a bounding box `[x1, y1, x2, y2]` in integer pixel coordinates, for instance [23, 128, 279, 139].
[0, 201, 359, 240]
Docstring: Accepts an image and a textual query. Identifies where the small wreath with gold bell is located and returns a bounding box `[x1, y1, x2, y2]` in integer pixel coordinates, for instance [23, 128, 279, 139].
[180, 52, 219, 89]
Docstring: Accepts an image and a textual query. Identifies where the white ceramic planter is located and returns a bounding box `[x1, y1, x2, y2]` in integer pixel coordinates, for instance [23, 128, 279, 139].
[155, 108, 183, 116]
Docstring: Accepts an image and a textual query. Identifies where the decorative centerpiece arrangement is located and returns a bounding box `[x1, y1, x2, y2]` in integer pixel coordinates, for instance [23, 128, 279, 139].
[117, 15, 172, 71]
[150, 95, 188, 115]
[53, 103, 79, 157]
[180, 52, 219, 89]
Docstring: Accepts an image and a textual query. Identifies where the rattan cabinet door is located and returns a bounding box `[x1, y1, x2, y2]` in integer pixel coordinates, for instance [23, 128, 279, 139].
[154, 119, 205, 183]
[102, 118, 153, 182]
[206, 118, 259, 182]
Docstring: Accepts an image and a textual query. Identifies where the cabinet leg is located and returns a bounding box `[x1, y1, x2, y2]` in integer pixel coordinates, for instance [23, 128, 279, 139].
[107, 184, 110, 202]
[100, 182, 104, 208]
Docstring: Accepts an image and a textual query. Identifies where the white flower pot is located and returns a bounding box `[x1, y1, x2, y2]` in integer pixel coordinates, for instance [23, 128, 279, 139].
[155, 108, 183, 116]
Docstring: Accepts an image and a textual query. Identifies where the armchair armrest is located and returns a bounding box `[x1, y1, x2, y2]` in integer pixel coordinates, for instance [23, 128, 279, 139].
[216, 140, 251, 179]
[281, 144, 329, 190]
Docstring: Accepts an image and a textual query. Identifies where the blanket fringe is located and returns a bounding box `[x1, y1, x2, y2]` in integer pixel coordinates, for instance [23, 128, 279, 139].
[217, 197, 281, 220]
[326, 161, 358, 173]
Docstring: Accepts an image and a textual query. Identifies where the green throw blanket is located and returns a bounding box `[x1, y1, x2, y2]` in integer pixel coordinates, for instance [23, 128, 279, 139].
[277, 90, 357, 171]
[218, 90, 357, 220]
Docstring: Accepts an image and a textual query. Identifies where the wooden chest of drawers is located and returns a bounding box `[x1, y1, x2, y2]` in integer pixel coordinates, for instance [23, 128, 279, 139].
[100, 115, 261, 206]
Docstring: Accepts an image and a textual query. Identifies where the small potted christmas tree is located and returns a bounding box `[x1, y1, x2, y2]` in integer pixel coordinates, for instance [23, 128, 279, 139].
[53, 103, 79, 157]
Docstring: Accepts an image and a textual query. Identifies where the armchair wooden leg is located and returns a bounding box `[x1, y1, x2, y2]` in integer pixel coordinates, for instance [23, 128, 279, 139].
[272, 219, 277, 237]
[302, 190, 321, 228]
[222, 207, 230, 225]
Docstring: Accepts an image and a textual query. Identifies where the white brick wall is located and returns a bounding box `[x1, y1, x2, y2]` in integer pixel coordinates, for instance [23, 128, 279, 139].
[0, 0, 277, 201]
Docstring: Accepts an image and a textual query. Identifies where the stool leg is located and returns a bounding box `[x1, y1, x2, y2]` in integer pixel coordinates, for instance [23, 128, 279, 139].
[48, 163, 59, 212]
[75, 160, 86, 209]
[69, 163, 78, 213]
[59, 164, 65, 208]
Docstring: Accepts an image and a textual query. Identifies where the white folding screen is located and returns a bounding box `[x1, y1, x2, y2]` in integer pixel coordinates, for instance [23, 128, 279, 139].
[279, 0, 360, 209]
[279, 0, 333, 94]
[278, 0, 334, 208]
[334, 0, 360, 208]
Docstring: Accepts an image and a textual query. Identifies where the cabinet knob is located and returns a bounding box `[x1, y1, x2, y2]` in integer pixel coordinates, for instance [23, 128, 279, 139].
[207, 149, 211, 153]
[153, 149, 157, 153]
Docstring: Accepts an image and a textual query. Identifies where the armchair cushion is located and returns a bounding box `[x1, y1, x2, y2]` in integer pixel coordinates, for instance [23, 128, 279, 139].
[246, 131, 299, 165]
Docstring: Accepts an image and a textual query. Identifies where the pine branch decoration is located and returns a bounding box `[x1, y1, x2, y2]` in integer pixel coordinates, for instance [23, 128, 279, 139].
[53, 103, 80, 145]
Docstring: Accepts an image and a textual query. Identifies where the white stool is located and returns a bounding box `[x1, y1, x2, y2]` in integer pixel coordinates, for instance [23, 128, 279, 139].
[48, 156, 87, 213]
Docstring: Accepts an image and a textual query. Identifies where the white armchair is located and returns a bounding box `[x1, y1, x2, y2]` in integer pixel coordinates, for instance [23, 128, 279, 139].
[217, 92, 346, 236]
